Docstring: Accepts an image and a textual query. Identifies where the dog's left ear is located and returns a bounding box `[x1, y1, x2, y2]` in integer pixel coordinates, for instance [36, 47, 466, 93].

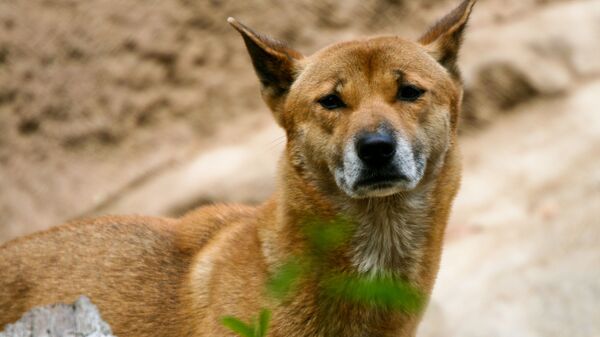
[418, 0, 476, 79]
[228, 17, 303, 116]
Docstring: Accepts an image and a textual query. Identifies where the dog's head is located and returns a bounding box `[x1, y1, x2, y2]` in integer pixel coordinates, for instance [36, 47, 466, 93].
[230, 0, 474, 198]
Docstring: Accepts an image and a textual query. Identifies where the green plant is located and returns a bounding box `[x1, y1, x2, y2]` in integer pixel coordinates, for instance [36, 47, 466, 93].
[221, 308, 272, 337]
[322, 273, 423, 312]
[266, 257, 307, 300]
[221, 216, 424, 336]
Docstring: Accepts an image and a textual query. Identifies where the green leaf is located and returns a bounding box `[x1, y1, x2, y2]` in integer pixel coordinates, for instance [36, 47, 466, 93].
[255, 308, 272, 337]
[221, 316, 255, 337]
[266, 258, 306, 300]
[303, 216, 355, 253]
[322, 273, 424, 313]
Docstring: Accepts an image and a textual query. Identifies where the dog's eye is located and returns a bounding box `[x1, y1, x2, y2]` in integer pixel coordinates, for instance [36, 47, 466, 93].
[318, 94, 346, 110]
[397, 85, 425, 102]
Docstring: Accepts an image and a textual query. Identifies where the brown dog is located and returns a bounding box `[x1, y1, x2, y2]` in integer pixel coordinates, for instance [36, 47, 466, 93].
[0, 1, 474, 336]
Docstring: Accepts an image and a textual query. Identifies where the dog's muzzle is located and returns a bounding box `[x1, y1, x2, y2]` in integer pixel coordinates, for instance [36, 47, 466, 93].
[334, 130, 426, 198]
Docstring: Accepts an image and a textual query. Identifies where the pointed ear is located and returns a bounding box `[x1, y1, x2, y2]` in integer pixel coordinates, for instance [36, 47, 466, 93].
[228, 17, 303, 114]
[418, 0, 476, 79]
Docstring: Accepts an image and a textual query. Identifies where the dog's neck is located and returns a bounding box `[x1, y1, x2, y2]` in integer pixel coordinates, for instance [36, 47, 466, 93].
[348, 189, 434, 278]
[259, 150, 453, 336]
[273, 151, 438, 280]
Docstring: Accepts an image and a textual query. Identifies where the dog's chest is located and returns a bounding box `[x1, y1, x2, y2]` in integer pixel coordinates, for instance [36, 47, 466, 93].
[350, 192, 432, 277]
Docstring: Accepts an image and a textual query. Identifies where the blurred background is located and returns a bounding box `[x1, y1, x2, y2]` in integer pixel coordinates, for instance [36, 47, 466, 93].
[1, 0, 599, 335]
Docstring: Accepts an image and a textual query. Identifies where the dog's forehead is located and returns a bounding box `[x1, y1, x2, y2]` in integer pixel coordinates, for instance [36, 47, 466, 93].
[299, 36, 445, 83]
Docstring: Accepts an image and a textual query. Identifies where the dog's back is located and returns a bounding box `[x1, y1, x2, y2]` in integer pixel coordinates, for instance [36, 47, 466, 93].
[0, 204, 255, 336]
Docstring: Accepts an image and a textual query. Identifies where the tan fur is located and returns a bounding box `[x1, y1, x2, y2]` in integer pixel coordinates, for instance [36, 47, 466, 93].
[0, 1, 475, 336]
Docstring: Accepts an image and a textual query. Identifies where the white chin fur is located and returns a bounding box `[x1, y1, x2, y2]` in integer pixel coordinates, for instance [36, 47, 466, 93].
[336, 178, 421, 199]
[356, 179, 420, 197]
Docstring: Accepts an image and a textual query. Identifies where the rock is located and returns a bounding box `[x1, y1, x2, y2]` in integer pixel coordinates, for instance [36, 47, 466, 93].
[0, 297, 115, 337]
[460, 0, 600, 127]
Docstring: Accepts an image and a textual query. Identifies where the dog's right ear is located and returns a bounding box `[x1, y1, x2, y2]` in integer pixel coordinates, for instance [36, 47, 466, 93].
[228, 18, 303, 116]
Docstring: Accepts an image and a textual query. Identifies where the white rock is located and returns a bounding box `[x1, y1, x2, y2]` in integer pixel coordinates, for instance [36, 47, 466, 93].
[0, 297, 116, 337]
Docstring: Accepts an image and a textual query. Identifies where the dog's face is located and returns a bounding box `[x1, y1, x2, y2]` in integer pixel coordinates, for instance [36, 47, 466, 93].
[230, 0, 474, 198]
[287, 39, 458, 198]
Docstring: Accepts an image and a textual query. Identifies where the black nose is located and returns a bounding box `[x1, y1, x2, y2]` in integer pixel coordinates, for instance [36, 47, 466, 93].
[356, 132, 396, 167]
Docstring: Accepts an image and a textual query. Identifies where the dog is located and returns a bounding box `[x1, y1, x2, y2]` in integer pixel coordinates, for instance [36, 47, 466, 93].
[0, 1, 474, 336]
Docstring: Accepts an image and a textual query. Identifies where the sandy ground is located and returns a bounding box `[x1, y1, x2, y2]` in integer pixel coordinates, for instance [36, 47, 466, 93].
[1, 0, 600, 335]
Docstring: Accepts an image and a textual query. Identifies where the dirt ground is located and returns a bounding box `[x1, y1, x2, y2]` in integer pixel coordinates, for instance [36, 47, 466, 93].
[1, 0, 599, 336]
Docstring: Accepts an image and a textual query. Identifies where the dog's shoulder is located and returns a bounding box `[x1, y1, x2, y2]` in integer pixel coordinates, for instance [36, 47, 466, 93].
[174, 203, 258, 256]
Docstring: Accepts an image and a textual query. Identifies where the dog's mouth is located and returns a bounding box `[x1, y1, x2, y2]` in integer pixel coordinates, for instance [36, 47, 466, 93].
[354, 173, 406, 189]
[351, 170, 415, 196]
[335, 166, 424, 198]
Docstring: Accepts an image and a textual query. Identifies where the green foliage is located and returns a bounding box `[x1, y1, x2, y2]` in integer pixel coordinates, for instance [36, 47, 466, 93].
[221, 316, 254, 337]
[322, 273, 424, 312]
[302, 216, 355, 254]
[266, 216, 356, 301]
[221, 308, 271, 337]
[255, 309, 271, 337]
[221, 215, 424, 336]
[266, 257, 307, 300]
